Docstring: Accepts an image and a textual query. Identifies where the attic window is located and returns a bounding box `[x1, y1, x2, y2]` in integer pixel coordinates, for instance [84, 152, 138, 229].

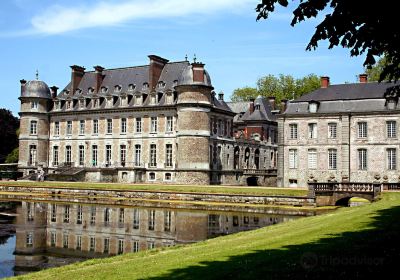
[255, 104, 261, 110]
[173, 80, 178, 87]
[114, 85, 122, 92]
[158, 81, 166, 88]
[128, 84, 135, 91]
[387, 99, 397, 110]
[308, 102, 319, 113]
[75, 89, 82, 94]
[88, 87, 94, 94]
[101, 86, 108, 93]
[142, 83, 149, 90]
[79, 99, 85, 109]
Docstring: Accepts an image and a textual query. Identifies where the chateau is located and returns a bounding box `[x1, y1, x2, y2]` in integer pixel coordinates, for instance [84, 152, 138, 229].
[278, 75, 400, 187]
[18, 55, 278, 185]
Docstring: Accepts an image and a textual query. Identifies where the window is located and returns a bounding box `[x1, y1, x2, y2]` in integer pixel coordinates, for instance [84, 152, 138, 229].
[92, 145, 98, 167]
[289, 149, 297, 169]
[387, 148, 397, 170]
[30, 120, 37, 135]
[26, 232, 33, 247]
[66, 145, 72, 164]
[120, 96, 127, 107]
[64, 205, 70, 223]
[289, 124, 298, 139]
[135, 145, 141, 166]
[166, 116, 173, 132]
[103, 238, 110, 254]
[76, 235, 82, 250]
[150, 144, 157, 167]
[148, 210, 155, 230]
[308, 149, 317, 169]
[150, 117, 157, 133]
[66, 121, 72, 135]
[93, 99, 99, 108]
[164, 211, 171, 232]
[165, 144, 173, 167]
[387, 121, 397, 138]
[121, 118, 127, 134]
[147, 241, 155, 249]
[309, 102, 318, 113]
[93, 119, 99, 134]
[308, 123, 317, 139]
[119, 208, 125, 224]
[118, 239, 124, 254]
[63, 233, 69, 248]
[135, 117, 142, 133]
[50, 232, 56, 247]
[328, 149, 337, 170]
[358, 149, 367, 170]
[358, 122, 367, 138]
[51, 204, 57, 222]
[54, 122, 60, 136]
[328, 123, 337, 139]
[31, 101, 38, 109]
[27, 202, 34, 221]
[149, 172, 156, 181]
[90, 237, 96, 252]
[120, 145, 126, 166]
[77, 205, 83, 224]
[79, 99, 85, 109]
[53, 146, 59, 166]
[107, 119, 113, 134]
[79, 145, 85, 166]
[165, 173, 172, 181]
[29, 145, 37, 165]
[133, 208, 139, 229]
[90, 207, 96, 225]
[79, 120, 85, 135]
[132, 240, 139, 252]
[106, 145, 112, 165]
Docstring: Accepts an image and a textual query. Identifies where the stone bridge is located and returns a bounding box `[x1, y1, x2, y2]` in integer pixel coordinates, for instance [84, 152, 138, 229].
[308, 182, 382, 206]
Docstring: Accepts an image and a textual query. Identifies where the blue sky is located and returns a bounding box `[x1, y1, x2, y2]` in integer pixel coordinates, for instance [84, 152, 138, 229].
[0, 0, 366, 116]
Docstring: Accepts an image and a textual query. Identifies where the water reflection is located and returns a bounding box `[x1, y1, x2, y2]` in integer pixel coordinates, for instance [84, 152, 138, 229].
[2, 200, 297, 277]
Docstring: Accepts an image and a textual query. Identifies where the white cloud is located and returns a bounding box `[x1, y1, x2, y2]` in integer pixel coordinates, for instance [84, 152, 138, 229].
[30, 0, 254, 35]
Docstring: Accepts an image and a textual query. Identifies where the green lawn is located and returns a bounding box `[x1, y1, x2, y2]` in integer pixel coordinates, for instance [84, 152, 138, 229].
[11, 193, 400, 279]
[0, 181, 308, 196]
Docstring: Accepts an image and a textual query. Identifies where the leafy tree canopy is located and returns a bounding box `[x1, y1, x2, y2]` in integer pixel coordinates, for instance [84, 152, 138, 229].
[231, 74, 320, 106]
[256, 0, 400, 82]
[365, 56, 389, 82]
[5, 147, 19, 164]
[0, 109, 19, 163]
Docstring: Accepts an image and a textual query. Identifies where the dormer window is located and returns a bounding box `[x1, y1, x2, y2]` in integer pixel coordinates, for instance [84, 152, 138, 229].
[75, 89, 82, 95]
[157, 81, 166, 88]
[128, 84, 135, 91]
[88, 87, 94, 94]
[135, 95, 142, 106]
[150, 94, 157, 105]
[101, 86, 108, 93]
[387, 99, 397, 110]
[142, 83, 149, 90]
[166, 93, 173, 104]
[31, 101, 38, 110]
[120, 96, 127, 107]
[79, 99, 85, 109]
[255, 104, 261, 110]
[66, 100, 72, 110]
[54, 101, 60, 110]
[173, 80, 178, 87]
[308, 101, 319, 113]
[106, 97, 113, 107]
[114, 85, 122, 92]
[93, 99, 98, 108]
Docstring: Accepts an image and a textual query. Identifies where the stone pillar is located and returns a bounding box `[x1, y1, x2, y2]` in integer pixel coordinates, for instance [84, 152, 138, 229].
[277, 117, 285, 187]
[341, 115, 350, 181]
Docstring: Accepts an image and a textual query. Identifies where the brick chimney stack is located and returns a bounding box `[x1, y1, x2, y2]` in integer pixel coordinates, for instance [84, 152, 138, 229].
[50, 86, 59, 99]
[281, 99, 288, 113]
[148, 55, 169, 90]
[218, 92, 224, 101]
[268, 96, 276, 110]
[249, 98, 255, 114]
[70, 65, 85, 95]
[359, 74, 368, 83]
[321, 76, 330, 88]
[192, 62, 205, 83]
[94, 65, 105, 94]
[20, 79, 26, 96]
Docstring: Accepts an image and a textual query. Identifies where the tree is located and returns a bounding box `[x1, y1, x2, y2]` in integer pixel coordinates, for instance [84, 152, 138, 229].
[231, 74, 320, 106]
[0, 109, 19, 163]
[5, 148, 19, 163]
[256, 0, 400, 82]
[365, 56, 389, 82]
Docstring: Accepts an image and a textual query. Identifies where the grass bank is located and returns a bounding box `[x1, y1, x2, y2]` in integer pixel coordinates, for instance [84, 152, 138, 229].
[0, 181, 307, 197]
[12, 193, 400, 279]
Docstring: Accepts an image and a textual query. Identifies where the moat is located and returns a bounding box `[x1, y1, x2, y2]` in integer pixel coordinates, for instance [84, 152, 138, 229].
[0, 197, 314, 278]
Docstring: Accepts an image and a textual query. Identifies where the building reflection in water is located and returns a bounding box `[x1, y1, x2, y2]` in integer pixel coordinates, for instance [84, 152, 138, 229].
[14, 201, 291, 274]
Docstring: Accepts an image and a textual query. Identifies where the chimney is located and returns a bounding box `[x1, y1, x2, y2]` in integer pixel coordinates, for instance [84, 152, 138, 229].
[94, 65, 104, 94]
[148, 55, 169, 90]
[268, 96, 276, 110]
[70, 65, 85, 95]
[218, 92, 224, 101]
[249, 98, 255, 114]
[281, 99, 288, 113]
[50, 86, 59, 99]
[359, 74, 368, 83]
[192, 62, 205, 83]
[320, 76, 330, 88]
[20, 79, 26, 96]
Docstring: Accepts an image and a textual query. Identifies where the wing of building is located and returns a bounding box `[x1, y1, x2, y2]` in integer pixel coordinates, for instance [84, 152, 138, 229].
[278, 75, 400, 187]
[18, 55, 278, 185]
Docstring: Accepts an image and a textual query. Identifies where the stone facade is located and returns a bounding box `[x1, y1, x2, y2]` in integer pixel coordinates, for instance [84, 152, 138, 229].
[18, 55, 277, 185]
[278, 75, 400, 188]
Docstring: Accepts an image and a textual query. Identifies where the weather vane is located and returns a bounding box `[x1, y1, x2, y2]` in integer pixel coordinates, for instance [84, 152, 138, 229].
[35, 69, 39, 80]
[193, 54, 197, 63]
[185, 54, 188, 61]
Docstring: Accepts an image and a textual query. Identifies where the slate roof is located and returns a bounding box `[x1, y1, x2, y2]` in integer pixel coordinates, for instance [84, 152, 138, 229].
[227, 96, 276, 123]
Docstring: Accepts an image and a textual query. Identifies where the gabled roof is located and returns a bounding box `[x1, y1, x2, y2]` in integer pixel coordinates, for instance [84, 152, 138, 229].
[241, 96, 276, 122]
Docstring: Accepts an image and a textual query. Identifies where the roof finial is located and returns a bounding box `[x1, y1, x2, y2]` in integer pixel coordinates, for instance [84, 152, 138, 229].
[193, 54, 197, 63]
[185, 54, 188, 61]
[35, 69, 39, 80]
